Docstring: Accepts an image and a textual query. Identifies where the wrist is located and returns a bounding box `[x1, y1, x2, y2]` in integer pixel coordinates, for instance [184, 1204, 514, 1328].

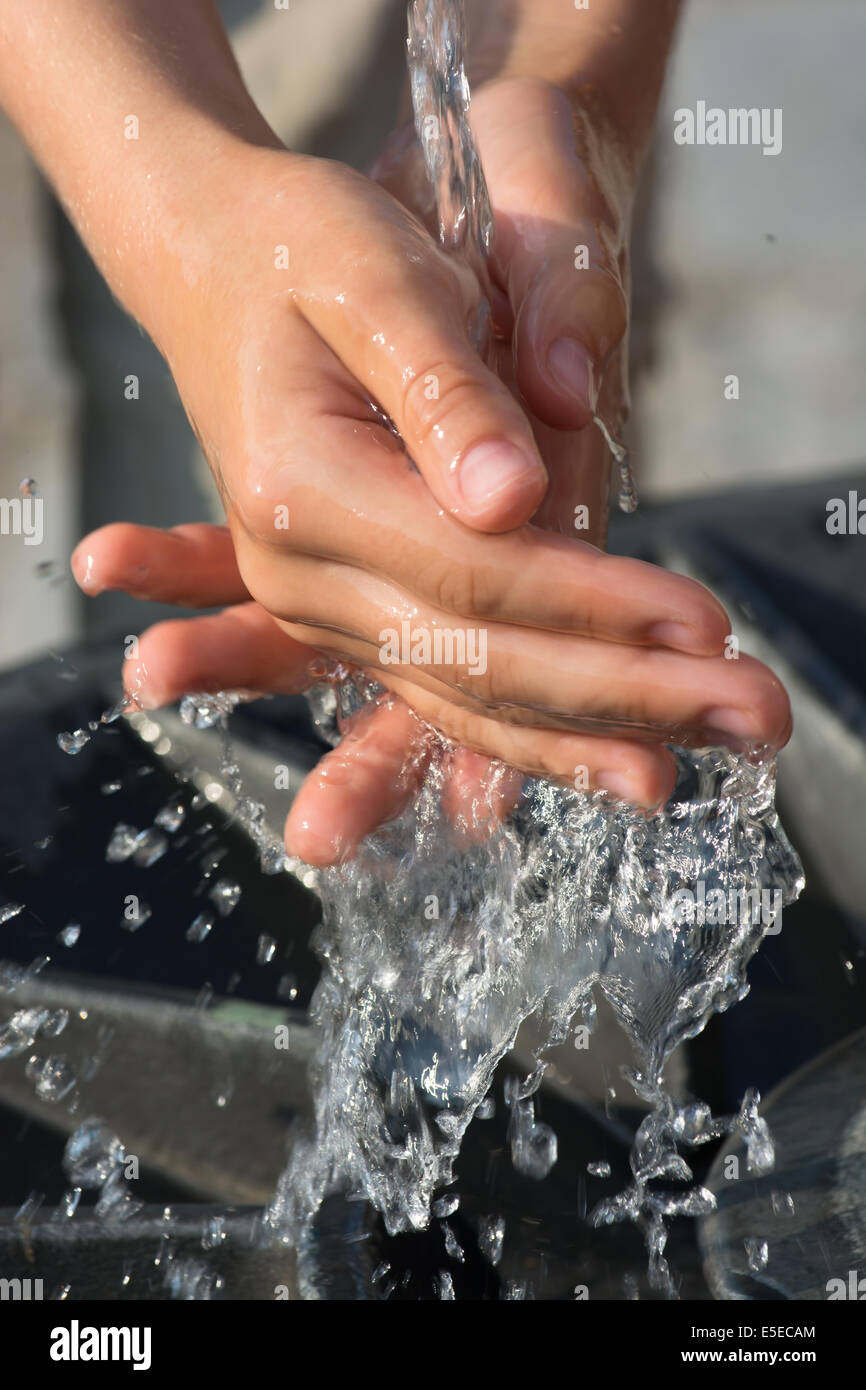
[114, 126, 286, 355]
[465, 0, 681, 174]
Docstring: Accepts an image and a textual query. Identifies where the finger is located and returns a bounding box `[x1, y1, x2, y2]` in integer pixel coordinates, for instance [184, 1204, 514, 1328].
[121, 603, 318, 709]
[289, 162, 548, 531]
[233, 546, 782, 748]
[473, 78, 629, 429]
[440, 747, 525, 843]
[71, 523, 249, 608]
[232, 410, 730, 656]
[355, 669, 681, 807]
[487, 335, 612, 545]
[274, 588, 790, 752]
[286, 695, 431, 865]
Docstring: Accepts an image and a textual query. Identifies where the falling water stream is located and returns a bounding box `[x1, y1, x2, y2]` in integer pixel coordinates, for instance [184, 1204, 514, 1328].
[264, 0, 804, 1296]
[4, 0, 806, 1300]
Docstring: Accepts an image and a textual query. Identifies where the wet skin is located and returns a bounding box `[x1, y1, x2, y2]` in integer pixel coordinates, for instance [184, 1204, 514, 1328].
[71, 80, 790, 864]
[0, 4, 790, 864]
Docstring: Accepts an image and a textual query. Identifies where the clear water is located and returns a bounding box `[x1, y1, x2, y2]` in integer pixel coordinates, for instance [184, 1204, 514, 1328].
[268, 673, 801, 1293]
[263, 0, 804, 1296]
[9, 0, 805, 1301]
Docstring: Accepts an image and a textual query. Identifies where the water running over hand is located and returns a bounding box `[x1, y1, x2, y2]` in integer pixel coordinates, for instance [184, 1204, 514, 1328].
[262, 0, 805, 1298]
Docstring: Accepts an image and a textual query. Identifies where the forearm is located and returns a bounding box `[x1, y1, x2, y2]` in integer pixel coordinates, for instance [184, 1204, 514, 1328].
[466, 0, 683, 167]
[0, 0, 280, 343]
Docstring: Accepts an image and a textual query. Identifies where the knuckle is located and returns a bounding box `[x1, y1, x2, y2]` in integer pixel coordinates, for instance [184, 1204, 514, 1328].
[238, 497, 293, 545]
[421, 557, 482, 618]
[450, 651, 516, 711]
[401, 363, 491, 455]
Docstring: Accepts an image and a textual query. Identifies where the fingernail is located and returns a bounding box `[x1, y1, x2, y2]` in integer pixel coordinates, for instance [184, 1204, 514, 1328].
[702, 707, 756, 740]
[458, 441, 545, 513]
[647, 621, 703, 653]
[548, 338, 598, 412]
[595, 770, 638, 803]
[71, 549, 102, 595]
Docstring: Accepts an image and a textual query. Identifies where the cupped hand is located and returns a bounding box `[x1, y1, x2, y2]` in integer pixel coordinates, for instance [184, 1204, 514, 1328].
[117, 140, 784, 752]
[73, 522, 789, 866]
[72, 95, 791, 863]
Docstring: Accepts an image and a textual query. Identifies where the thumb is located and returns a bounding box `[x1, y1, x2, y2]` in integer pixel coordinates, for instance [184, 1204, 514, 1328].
[475, 80, 630, 430]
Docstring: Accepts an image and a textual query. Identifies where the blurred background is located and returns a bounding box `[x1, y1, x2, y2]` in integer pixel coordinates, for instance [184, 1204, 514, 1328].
[1, 0, 863, 662]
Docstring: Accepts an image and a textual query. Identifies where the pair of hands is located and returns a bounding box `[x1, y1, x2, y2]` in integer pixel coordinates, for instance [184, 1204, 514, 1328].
[71, 80, 790, 866]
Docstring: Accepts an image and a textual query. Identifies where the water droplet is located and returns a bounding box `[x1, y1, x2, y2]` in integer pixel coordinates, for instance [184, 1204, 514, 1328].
[432, 1193, 459, 1219]
[155, 800, 186, 833]
[15, 1191, 44, 1225]
[744, 1236, 769, 1272]
[186, 910, 214, 944]
[164, 1257, 221, 1300]
[208, 877, 241, 917]
[132, 827, 168, 867]
[201, 1214, 227, 1250]
[260, 844, 288, 875]
[179, 692, 239, 729]
[441, 1221, 465, 1263]
[195, 984, 214, 1012]
[42, 1009, 69, 1038]
[95, 1175, 144, 1223]
[64, 1119, 124, 1188]
[770, 1190, 795, 1218]
[33, 1055, 77, 1102]
[587, 1160, 611, 1178]
[593, 415, 637, 513]
[276, 973, 298, 1002]
[105, 823, 139, 862]
[101, 696, 132, 725]
[58, 923, 81, 947]
[51, 1187, 82, 1222]
[507, 1092, 558, 1180]
[0, 1008, 50, 1059]
[503, 1281, 528, 1301]
[57, 729, 91, 756]
[478, 1214, 505, 1266]
[256, 934, 277, 965]
[435, 1270, 455, 1300]
[0, 903, 24, 924]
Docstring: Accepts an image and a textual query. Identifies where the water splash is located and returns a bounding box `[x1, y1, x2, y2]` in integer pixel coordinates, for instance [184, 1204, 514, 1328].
[57, 693, 138, 758]
[407, 0, 493, 294]
[259, 0, 805, 1297]
[267, 678, 802, 1292]
[1, 0, 804, 1302]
